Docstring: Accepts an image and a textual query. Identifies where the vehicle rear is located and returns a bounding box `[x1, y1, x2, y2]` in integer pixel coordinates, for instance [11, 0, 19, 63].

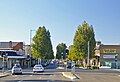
[33, 64, 44, 73]
[12, 65, 22, 75]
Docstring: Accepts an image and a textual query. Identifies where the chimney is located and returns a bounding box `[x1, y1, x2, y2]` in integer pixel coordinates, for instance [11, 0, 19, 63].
[9, 41, 12, 48]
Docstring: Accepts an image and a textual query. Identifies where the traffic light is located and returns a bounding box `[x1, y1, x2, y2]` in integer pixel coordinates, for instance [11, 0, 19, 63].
[1, 51, 6, 57]
[65, 49, 69, 55]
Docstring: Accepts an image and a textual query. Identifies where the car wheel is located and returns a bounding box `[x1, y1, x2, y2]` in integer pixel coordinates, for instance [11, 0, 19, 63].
[12, 73, 14, 75]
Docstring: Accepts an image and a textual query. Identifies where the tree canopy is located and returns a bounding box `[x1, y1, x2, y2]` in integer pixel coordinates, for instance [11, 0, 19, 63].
[31, 26, 54, 60]
[56, 43, 67, 59]
[68, 21, 96, 61]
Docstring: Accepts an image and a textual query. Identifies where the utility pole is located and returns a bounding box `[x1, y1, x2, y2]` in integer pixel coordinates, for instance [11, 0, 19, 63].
[87, 41, 90, 68]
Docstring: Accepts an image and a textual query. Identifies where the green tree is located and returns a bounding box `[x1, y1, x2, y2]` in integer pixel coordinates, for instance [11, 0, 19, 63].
[70, 21, 96, 61]
[31, 26, 54, 60]
[45, 30, 54, 59]
[56, 43, 67, 59]
[68, 45, 77, 61]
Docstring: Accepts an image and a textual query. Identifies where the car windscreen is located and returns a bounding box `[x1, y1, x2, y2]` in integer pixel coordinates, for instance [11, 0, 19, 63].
[13, 65, 21, 68]
[35, 65, 42, 67]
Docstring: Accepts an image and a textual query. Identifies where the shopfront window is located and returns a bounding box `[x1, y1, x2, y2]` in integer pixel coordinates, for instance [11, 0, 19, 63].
[101, 61, 114, 67]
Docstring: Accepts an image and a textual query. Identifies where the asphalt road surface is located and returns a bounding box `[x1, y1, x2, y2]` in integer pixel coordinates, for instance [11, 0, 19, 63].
[1, 63, 120, 82]
[0, 72, 72, 82]
[76, 71, 120, 82]
[0, 63, 73, 82]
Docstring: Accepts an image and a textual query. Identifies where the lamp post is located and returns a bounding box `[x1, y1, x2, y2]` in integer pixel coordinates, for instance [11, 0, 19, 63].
[30, 30, 36, 46]
[30, 29, 36, 67]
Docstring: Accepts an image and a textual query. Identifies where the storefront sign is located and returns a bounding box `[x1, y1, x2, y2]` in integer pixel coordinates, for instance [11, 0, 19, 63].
[103, 55, 116, 59]
[103, 49, 116, 53]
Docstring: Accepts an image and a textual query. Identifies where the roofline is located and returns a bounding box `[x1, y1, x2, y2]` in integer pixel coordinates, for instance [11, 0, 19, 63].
[100, 45, 120, 46]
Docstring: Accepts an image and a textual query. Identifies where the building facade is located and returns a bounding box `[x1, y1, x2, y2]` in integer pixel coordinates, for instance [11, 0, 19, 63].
[0, 41, 26, 69]
[95, 41, 120, 69]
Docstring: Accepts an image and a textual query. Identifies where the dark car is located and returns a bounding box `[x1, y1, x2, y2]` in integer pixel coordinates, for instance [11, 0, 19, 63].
[41, 61, 48, 67]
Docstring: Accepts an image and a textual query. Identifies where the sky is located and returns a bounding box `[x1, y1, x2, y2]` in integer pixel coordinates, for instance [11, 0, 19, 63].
[0, 0, 120, 54]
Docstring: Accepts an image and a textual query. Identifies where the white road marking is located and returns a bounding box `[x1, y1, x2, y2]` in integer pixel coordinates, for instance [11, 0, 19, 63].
[39, 77, 41, 79]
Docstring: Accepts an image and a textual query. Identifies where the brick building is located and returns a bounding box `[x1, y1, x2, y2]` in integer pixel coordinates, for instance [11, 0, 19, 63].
[0, 41, 26, 69]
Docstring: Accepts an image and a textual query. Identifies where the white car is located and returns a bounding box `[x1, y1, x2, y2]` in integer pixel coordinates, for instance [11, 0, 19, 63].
[33, 64, 44, 73]
[11, 65, 22, 75]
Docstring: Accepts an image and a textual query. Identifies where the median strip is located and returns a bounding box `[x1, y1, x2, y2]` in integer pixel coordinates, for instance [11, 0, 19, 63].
[62, 72, 76, 80]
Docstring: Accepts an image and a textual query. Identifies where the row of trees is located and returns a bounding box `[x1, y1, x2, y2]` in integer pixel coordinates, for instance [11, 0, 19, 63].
[31, 21, 96, 62]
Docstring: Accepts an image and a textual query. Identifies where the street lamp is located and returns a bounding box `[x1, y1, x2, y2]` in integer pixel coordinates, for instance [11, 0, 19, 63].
[30, 29, 36, 67]
[30, 29, 36, 45]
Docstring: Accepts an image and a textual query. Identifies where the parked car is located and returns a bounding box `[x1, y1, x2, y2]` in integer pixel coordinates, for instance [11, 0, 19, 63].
[41, 61, 48, 67]
[33, 64, 44, 73]
[11, 64, 22, 75]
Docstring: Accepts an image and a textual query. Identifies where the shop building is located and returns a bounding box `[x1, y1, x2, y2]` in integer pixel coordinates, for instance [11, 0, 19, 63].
[0, 41, 26, 69]
[95, 41, 120, 69]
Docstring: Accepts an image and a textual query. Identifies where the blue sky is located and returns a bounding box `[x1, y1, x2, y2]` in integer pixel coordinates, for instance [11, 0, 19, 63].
[0, 0, 120, 53]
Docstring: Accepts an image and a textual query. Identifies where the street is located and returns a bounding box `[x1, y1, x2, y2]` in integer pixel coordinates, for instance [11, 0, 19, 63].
[0, 63, 72, 82]
[1, 63, 120, 82]
[0, 72, 71, 82]
[76, 71, 120, 82]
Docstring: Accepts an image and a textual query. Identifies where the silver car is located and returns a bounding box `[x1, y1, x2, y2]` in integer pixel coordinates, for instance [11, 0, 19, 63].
[11, 65, 22, 75]
[33, 64, 44, 73]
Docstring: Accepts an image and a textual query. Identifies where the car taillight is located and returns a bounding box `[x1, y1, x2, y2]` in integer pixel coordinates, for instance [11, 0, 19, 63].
[15, 68, 18, 70]
[15, 68, 22, 70]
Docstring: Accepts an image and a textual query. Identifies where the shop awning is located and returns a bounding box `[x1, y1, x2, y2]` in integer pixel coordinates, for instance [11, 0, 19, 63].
[7, 56, 26, 59]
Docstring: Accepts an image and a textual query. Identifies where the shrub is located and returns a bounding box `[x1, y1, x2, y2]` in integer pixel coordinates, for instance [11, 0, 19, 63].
[92, 66, 99, 69]
[75, 64, 83, 67]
